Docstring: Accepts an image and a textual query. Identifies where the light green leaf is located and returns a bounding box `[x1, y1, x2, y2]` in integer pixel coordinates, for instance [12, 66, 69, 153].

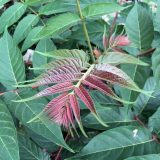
[67, 126, 160, 160]
[99, 52, 148, 66]
[35, 13, 80, 40]
[0, 100, 19, 160]
[0, 29, 25, 90]
[39, 0, 76, 15]
[33, 38, 56, 75]
[13, 14, 39, 44]
[124, 154, 160, 160]
[126, 3, 154, 51]
[82, 3, 123, 18]
[18, 130, 51, 160]
[4, 89, 73, 152]
[0, 2, 27, 33]
[35, 49, 89, 65]
[154, 1, 160, 32]
[83, 107, 136, 130]
[24, 0, 46, 6]
[21, 26, 43, 52]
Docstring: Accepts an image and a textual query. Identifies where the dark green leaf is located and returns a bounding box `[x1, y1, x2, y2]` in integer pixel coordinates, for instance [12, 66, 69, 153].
[152, 48, 160, 86]
[124, 154, 160, 160]
[83, 107, 136, 130]
[119, 57, 151, 104]
[3, 89, 73, 152]
[18, 130, 51, 160]
[25, 127, 58, 153]
[134, 77, 156, 115]
[67, 126, 160, 160]
[149, 106, 160, 137]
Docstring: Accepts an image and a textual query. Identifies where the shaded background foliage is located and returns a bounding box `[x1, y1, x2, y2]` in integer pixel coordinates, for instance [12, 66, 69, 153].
[0, 0, 160, 160]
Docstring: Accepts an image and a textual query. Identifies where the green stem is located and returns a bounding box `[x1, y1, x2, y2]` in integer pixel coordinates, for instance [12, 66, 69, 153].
[20, 0, 46, 26]
[76, 0, 95, 63]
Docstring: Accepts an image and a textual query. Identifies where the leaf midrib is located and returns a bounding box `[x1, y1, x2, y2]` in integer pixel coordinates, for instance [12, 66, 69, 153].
[78, 139, 154, 157]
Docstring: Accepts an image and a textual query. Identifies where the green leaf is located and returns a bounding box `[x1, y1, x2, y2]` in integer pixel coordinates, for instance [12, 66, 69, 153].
[0, 2, 27, 34]
[118, 57, 151, 104]
[0, 29, 25, 90]
[18, 130, 51, 160]
[35, 13, 80, 40]
[0, 0, 9, 6]
[3, 89, 73, 152]
[33, 38, 56, 75]
[99, 52, 148, 66]
[148, 105, 160, 138]
[39, 0, 76, 15]
[134, 77, 156, 115]
[126, 3, 154, 51]
[21, 26, 43, 52]
[90, 90, 120, 107]
[24, 0, 46, 6]
[154, 1, 160, 32]
[67, 126, 160, 160]
[82, 3, 123, 18]
[152, 48, 160, 86]
[25, 127, 58, 153]
[38, 0, 116, 16]
[124, 154, 160, 160]
[35, 49, 89, 65]
[83, 107, 136, 130]
[13, 14, 39, 44]
[0, 100, 19, 160]
[70, 21, 109, 48]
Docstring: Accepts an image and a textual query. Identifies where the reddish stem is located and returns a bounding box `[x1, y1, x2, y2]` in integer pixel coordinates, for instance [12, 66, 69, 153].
[109, 12, 118, 37]
[55, 132, 70, 160]
[0, 89, 18, 96]
[135, 115, 160, 143]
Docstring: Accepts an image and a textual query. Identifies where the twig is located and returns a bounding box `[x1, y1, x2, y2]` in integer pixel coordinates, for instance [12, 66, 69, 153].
[137, 48, 156, 57]
[76, 0, 95, 63]
[135, 115, 160, 143]
[55, 132, 70, 160]
[20, 0, 46, 26]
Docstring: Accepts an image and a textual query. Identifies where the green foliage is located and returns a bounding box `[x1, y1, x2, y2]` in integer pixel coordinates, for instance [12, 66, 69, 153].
[0, 29, 25, 90]
[0, 0, 160, 159]
[0, 100, 19, 160]
[126, 2, 154, 51]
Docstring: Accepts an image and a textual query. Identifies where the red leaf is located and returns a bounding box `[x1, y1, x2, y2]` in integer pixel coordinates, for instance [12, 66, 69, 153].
[83, 76, 120, 100]
[45, 93, 69, 111]
[92, 64, 138, 90]
[74, 85, 96, 113]
[45, 94, 74, 128]
[35, 82, 74, 98]
[110, 35, 131, 47]
[69, 94, 80, 122]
